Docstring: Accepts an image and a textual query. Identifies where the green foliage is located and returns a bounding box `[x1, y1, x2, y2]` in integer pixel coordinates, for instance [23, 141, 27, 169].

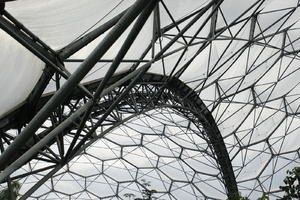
[230, 192, 270, 200]
[229, 167, 299, 200]
[124, 193, 135, 199]
[0, 181, 21, 200]
[278, 167, 300, 200]
[229, 192, 249, 200]
[124, 179, 159, 200]
[257, 194, 269, 200]
[125, 167, 299, 200]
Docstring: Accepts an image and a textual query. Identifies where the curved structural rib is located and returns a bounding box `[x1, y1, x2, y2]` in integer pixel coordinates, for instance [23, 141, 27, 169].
[1, 73, 238, 199]
[143, 73, 238, 198]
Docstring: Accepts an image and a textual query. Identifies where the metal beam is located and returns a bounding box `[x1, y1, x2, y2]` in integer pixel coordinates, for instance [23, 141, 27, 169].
[174, 0, 264, 79]
[65, 0, 158, 157]
[0, 12, 92, 128]
[130, 0, 218, 72]
[154, 0, 217, 60]
[0, 65, 150, 182]
[19, 165, 62, 200]
[170, 0, 224, 78]
[3, 10, 56, 55]
[17, 107, 146, 199]
[249, 14, 257, 41]
[161, 4, 210, 34]
[210, 2, 219, 37]
[160, 0, 188, 45]
[1, 71, 239, 199]
[0, 12, 63, 74]
[0, 2, 5, 15]
[0, 0, 148, 171]
[0, 11, 93, 100]
[64, 58, 150, 63]
[21, 66, 55, 124]
[69, 63, 150, 159]
[63, 73, 238, 199]
[58, 7, 130, 59]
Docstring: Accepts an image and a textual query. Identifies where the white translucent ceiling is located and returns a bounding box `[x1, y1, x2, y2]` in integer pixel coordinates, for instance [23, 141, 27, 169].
[1, 0, 300, 116]
[0, 30, 43, 118]
[0, 0, 300, 199]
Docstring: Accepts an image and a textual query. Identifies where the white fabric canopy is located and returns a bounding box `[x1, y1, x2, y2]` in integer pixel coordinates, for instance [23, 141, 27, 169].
[0, 0, 299, 199]
[1, 0, 299, 116]
[0, 30, 43, 118]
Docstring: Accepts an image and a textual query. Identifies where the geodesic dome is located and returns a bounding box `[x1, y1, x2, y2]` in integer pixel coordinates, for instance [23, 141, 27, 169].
[0, 0, 299, 199]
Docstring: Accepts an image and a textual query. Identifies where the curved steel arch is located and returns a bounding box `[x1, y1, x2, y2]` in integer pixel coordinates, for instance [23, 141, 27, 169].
[0, 0, 299, 199]
[1, 73, 238, 199]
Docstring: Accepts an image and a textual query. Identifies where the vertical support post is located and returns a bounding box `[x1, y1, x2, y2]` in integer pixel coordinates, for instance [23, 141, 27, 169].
[249, 14, 257, 41]
[281, 30, 287, 56]
[210, 2, 219, 37]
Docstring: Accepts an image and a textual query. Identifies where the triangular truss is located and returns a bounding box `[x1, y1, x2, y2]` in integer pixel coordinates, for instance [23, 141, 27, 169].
[0, 0, 299, 199]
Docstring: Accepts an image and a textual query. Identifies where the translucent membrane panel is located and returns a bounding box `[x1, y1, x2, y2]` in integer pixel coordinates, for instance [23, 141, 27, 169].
[0, 30, 44, 118]
[6, 0, 135, 50]
[68, 14, 153, 61]
[13, 108, 226, 199]
[1, 1, 299, 199]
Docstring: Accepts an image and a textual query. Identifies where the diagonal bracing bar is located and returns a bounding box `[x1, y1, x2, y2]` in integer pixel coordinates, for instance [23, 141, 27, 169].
[0, 11, 65, 75]
[65, 0, 158, 158]
[10, 71, 239, 200]
[0, 0, 149, 170]
[58, 7, 129, 59]
[0, 64, 151, 199]
[0, 10, 93, 112]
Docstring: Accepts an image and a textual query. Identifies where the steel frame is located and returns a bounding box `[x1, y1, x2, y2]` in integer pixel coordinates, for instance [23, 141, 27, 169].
[0, 0, 150, 169]
[0, 0, 300, 199]
[1, 73, 238, 199]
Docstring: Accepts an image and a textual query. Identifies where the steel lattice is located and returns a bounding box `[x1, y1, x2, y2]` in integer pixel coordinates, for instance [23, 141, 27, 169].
[0, 0, 299, 199]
